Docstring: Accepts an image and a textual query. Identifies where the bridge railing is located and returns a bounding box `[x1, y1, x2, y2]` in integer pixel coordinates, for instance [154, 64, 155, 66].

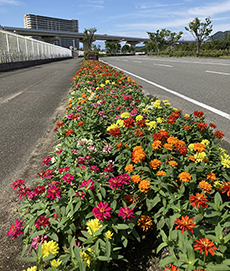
[0, 29, 72, 63]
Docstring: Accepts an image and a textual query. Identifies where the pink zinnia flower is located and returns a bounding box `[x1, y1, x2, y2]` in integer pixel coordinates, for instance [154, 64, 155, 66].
[89, 165, 99, 172]
[62, 173, 75, 184]
[74, 190, 86, 200]
[33, 186, 46, 196]
[42, 156, 51, 165]
[12, 179, 25, 190]
[92, 201, 111, 221]
[119, 174, 131, 185]
[17, 187, 31, 199]
[59, 167, 70, 174]
[53, 213, 59, 220]
[109, 176, 123, 190]
[7, 219, 24, 239]
[118, 206, 135, 221]
[56, 149, 63, 155]
[35, 216, 50, 229]
[31, 234, 48, 250]
[80, 179, 95, 192]
[103, 145, 112, 153]
[47, 185, 62, 200]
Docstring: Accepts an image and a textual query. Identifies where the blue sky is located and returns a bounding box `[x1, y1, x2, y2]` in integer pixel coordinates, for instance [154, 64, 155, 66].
[1, 0, 230, 48]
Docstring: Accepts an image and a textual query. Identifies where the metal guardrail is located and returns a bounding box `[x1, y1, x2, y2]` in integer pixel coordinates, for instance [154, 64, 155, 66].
[0, 29, 72, 63]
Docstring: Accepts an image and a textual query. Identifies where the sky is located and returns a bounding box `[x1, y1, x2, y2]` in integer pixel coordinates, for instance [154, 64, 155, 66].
[1, 0, 230, 48]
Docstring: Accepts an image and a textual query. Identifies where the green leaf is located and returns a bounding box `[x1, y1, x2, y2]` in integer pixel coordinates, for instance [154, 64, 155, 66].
[98, 256, 110, 261]
[157, 242, 168, 254]
[116, 224, 129, 230]
[159, 255, 177, 267]
[106, 241, 111, 258]
[19, 256, 37, 262]
[146, 194, 161, 211]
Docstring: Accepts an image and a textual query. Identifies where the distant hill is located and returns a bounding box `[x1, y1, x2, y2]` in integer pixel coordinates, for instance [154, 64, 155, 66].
[211, 31, 230, 40]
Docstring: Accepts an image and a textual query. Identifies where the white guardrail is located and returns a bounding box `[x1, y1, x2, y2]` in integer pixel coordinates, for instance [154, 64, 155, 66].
[0, 29, 72, 63]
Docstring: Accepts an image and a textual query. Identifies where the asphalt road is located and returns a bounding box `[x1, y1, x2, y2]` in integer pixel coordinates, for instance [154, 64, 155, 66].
[0, 58, 81, 187]
[101, 56, 230, 147]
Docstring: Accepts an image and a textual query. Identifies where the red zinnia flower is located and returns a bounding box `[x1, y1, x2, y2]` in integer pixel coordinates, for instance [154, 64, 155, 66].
[124, 117, 135, 128]
[7, 219, 24, 239]
[184, 125, 191, 130]
[118, 206, 135, 221]
[35, 216, 50, 229]
[46, 185, 62, 200]
[17, 186, 31, 198]
[221, 182, 230, 196]
[197, 122, 207, 131]
[189, 193, 208, 208]
[209, 123, 216, 129]
[92, 201, 111, 221]
[65, 128, 75, 137]
[174, 215, 196, 233]
[164, 264, 179, 271]
[214, 130, 224, 139]
[33, 185, 46, 196]
[193, 238, 217, 256]
[193, 111, 204, 118]
[136, 120, 146, 127]
[109, 128, 121, 137]
[42, 156, 51, 165]
[12, 179, 25, 189]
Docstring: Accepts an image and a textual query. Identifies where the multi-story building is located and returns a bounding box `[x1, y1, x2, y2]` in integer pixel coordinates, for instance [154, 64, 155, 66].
[23, 14, 79, 49]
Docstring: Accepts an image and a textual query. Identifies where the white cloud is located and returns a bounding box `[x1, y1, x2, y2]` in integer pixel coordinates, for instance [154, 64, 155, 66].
[79, 4, 104, 9]
[0, 0, 21, 4]
[187, 0, 230, 17]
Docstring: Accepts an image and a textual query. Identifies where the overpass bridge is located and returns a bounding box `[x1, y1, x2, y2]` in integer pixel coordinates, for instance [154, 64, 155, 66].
[1, 25, 150, 46]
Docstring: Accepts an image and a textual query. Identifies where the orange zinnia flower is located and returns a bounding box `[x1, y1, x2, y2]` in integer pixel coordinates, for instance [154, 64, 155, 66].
[156, 170, 166, 176]
[206, 172, 216, 182]
[136, 120, 146, 127]
[149, 159, 162, 170]
[115, 142, 124, 149]
[220, 182, 230, 196]
[188, 156, 196, 162]
[137, 215, 153, 231]
[131, 175, 141, 183]
[167, 137, 178, 145]
[193, 238, 217, 256]
[151, 140, 162, 150]
[193, 143, 205, 153]
[199, 181, 212, 193]
[174, 215, 196, 233]
[179, 172, 191, 183]
[57, 121, 64, 128]
[131, 146, 146, 163]
[164, 143, 173, 150]
[77, 121, 84, 127]
[164, 265, 179, 271]
[139, 180, 151, 193]
[184, 125, 191, 130]
[123, 195, 136, 206]
[214, 130, 225, 139]
[125, 164, 134, 173]
[168, 160, 178, 167]
[189, 193, 208, 208]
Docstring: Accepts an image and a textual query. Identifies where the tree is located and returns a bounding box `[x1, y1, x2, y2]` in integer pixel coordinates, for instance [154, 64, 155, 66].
[121, 44, 130, 53]
[165, 30, 183, 54]
[144, 40, 156, 53]
[105, 42, 121, 54]
[185, 17, 213, 54]
[147, 29, 167, 55]
[83, 28, 97, 51]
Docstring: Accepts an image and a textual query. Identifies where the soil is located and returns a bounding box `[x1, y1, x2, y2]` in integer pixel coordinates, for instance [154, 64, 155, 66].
[0, 93, 166, 271]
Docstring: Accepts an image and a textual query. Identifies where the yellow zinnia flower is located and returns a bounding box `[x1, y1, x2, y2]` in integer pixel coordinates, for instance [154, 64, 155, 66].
[23, 267, 37, 271]
[194, 152, 206, 162]
[80, 248, 94, 267]
[87, 219, 103, 235]
[201, 139, 210, 146]
[120, 112, 130, 118]
[157, 117, 163, 123]
[146, 121, 157, 130]
[136, 115, 143, 121]
[116, 119, 125, 127]
[105, 230, 114, 239]
[107, 124, 119, 131]
[51, 259, 62, 268]
[42, 240, 59, 258]
[188, 144, 194, 151]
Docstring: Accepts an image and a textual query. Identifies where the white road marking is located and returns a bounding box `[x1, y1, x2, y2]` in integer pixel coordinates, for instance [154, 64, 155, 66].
[206, 70, 230, 76]
[133, 61, 142, 63]
[101, 61, 230, 120]
[154, 63, 173, 68]
[0, 91, 23, 104]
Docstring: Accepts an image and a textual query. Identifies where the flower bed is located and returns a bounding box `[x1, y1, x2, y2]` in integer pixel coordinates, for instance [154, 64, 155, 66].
[8, 60, 230, 271]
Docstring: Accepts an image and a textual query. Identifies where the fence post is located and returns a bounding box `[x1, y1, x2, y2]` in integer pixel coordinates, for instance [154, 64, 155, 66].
[25, 39, 28, 61]
[5, 33, 11, 62]
[16, 36, 21, 61]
